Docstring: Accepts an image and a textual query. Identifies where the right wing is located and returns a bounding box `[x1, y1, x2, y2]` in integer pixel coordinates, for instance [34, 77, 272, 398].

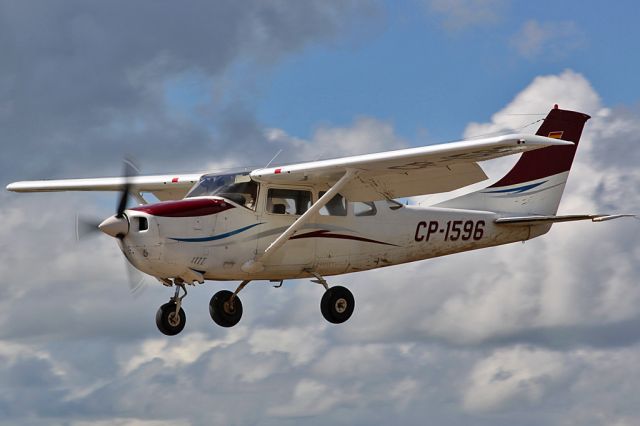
[6, 173, 203, 201]
[251, 134, 573, 201]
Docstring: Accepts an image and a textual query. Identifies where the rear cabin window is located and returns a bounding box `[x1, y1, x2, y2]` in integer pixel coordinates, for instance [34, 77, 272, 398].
[352, 201, 377, 217]
[318, 192, 347, 216]
[267, 189, 312, 215]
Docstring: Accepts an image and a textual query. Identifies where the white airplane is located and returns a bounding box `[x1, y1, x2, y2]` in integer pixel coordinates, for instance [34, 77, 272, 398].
[7, 106, 634, 335]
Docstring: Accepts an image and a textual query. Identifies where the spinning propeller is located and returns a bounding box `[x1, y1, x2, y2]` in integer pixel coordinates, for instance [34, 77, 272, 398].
[75, 159, 146, 293]
[98, 159, 139, 239]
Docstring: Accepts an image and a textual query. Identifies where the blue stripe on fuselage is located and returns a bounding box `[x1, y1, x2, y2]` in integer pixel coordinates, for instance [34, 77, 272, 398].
[169, 223, 263, 243]
[482, 180, 547, 194]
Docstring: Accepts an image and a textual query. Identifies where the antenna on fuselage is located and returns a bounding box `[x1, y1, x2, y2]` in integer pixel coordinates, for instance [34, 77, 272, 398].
[264, 149, 283, 168]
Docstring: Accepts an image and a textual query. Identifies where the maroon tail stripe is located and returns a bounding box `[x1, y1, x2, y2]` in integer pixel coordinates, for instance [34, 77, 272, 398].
[489, 108, 591, 188]
[131, 198, 234, 217]
[291, 230, 398, 246]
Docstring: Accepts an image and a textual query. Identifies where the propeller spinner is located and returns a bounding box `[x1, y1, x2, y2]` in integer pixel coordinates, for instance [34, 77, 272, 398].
[98, 159, 139, 239]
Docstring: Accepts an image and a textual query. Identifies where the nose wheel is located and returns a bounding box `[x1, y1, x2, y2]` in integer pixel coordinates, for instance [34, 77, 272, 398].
[155, 302, 186, 335]
[155, 283, 187, 336]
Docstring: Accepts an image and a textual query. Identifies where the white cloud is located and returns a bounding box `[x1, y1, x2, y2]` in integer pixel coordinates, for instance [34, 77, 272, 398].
[462, 346, 570, 412]
[389, 377, 422, 411]
[265, 116, 407, 162]
[464, 69, 601, 140]
[248, 325, 327, 366]
[120, 330, 248, 374]
[268, 378, 358, 417]
[511, 20, 586, 59]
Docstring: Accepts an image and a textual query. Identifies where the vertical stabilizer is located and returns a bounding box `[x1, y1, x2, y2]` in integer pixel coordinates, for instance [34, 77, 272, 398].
[436, 106, 591, 215]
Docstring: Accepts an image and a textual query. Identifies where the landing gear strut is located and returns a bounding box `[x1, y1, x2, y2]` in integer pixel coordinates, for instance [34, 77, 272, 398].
[155, 283, 187, 336]
[209, 280, 250, 327]
[310, 271, 355, 324]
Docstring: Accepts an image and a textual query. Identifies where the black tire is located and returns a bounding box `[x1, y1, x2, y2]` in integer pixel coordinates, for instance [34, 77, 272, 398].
[320, 286, 355, 324]
[155, 302, 186, 336]
[209, 290, 243, 327]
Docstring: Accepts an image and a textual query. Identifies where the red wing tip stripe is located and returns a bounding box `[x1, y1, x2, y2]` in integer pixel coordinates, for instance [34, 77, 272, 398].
[171, 177, 179, 183]
[291, 230, 398, 246]
[274, 168, 282, 174]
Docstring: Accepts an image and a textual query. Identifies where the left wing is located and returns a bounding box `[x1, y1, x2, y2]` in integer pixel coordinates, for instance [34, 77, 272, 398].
[251, 134, 572, 201]
[6, 173, 203, 201]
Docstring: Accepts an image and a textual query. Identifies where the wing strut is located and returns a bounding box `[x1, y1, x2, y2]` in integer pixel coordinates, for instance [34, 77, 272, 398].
[241, 169, 358, 274]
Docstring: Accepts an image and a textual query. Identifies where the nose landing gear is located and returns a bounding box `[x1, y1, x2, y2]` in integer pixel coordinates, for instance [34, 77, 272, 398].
[155, 283, 187, 336]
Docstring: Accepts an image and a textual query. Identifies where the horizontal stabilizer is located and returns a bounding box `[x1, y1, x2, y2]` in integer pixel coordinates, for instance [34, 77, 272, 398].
[495, 214, 636, 226]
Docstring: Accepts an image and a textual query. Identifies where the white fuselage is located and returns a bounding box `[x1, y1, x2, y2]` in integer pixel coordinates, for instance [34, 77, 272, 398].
[121, 190, 547, 283]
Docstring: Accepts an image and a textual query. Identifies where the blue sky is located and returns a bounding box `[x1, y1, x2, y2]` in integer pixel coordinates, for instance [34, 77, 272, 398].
[248, 1, 640, 142]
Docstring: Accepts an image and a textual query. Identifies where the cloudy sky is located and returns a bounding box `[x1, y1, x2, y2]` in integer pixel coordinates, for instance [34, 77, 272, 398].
[2, 1, 640, 425]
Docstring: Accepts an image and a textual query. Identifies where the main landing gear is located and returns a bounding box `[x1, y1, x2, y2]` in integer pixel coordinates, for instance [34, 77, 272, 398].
[154, 275, 355, 335]
[209, 280, 249, 328]
[310, 272, 355, 324]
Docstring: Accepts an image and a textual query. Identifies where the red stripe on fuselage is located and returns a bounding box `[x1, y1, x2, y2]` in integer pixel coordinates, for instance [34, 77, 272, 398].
[131, 198, 234, 217]
[291, 230, 398, 246]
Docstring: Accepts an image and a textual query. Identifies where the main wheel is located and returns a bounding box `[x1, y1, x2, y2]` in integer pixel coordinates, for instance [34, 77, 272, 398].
[320, 286, 355, 324]
[209, 290, 243, 327]
[155, 302, 186, 336]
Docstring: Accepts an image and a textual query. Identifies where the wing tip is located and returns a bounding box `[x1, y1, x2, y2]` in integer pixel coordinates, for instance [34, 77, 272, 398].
[6, 182, 21, 192]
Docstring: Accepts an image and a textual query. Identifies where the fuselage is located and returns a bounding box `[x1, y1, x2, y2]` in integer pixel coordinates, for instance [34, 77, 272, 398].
[120, 187, 548, 283]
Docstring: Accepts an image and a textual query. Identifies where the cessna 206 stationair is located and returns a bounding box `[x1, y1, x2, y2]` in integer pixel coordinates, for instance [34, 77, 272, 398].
[7, 106, 633, 335]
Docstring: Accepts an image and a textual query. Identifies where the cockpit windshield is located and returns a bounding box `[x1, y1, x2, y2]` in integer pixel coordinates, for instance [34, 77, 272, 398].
[186, 172, 258, 209]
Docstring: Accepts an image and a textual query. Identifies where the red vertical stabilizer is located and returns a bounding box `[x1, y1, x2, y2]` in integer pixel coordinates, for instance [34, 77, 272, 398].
[488, 107, 590, 188]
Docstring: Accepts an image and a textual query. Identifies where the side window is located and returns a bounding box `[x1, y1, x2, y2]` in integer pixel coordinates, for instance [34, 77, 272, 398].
[267, 188, 312, 215]
[353, 201, 377, 217]
[318, 192, 347, 216]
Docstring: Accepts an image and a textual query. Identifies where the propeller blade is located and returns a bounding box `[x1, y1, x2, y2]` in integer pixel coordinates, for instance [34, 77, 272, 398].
[126, 259, 147, 296]
[119, 244, 147, 296]
[75, 214, 102, 241]
[116, 159, 140, 218]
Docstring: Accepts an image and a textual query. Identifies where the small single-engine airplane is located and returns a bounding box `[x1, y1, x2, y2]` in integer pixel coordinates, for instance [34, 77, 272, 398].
[7, 106, 634, 335]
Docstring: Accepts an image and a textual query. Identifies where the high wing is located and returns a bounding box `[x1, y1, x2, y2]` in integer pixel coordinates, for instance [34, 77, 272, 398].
[6, 173, 203, 201]
[250, 134, 573, 201]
